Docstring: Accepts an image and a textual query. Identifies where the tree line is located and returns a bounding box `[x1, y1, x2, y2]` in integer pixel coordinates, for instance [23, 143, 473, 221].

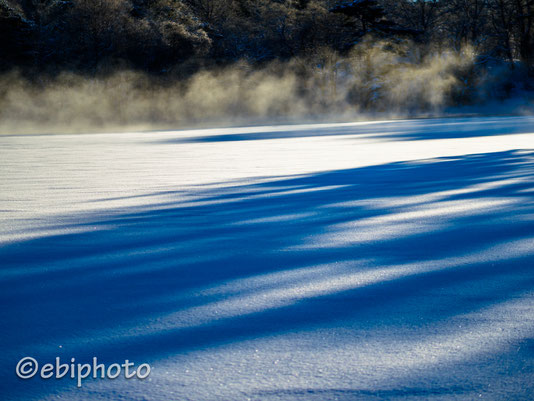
[1, 0, 532, 74]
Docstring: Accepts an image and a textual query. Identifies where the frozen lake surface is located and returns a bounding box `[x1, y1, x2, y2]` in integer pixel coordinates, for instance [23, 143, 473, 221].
[1, 116, 534, 400]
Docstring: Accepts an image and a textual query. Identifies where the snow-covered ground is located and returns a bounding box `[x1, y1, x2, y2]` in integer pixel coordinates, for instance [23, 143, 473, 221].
[1, 116, 534, 400]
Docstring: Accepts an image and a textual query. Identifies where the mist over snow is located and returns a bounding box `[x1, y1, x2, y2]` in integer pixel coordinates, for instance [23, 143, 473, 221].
[2, 0, 534, 399]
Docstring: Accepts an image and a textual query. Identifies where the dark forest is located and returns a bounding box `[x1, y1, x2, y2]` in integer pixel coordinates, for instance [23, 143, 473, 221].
[1, 0, 533, 132]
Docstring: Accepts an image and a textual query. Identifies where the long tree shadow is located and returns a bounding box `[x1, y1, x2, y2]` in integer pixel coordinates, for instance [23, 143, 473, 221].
[159, 116, 534, 143]
[1, 150, 534, 400]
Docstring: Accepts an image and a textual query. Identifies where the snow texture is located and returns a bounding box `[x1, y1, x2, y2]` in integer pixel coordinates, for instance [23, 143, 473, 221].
[1, 116, 534, 400]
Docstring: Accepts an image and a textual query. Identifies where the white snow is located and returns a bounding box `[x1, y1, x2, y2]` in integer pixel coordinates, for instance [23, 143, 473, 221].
[1, 116, 534, 400]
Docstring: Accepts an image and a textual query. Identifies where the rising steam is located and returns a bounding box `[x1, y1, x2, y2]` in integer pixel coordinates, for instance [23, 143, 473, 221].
[0, 40, 531, 134]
